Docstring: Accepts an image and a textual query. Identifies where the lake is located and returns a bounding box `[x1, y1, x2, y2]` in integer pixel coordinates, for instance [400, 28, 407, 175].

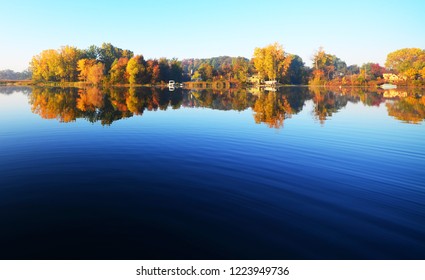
[0, 86, 424, 259]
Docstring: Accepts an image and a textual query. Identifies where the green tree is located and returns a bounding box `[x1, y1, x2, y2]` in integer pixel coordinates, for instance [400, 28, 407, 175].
[158, 58, 170, 82]
[98, 43, 134, 74]
[283, 55, 309, 84]
[197, 63, 214, 81]
[347, 65, 360, 75]
[169, 59, 183, 82]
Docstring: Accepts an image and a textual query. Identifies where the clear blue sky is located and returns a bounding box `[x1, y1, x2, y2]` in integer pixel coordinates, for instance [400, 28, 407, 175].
[1, 0, 424, 71]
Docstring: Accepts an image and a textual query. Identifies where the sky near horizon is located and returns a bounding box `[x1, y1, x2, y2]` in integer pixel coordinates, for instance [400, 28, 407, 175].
[1, 0, 424, 71]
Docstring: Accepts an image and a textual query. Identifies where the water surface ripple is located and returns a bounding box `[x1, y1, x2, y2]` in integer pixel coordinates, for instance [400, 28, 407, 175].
[0, 87, 424, 259]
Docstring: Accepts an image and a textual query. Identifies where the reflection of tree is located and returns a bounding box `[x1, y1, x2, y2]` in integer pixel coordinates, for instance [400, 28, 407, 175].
[279, 87, 310, 114]
[310, 87, 350, 124]
[30, 87, 79, 122]
[228, 89, 253, 111]
[189, 89, 256, 111]
[170, 90, 183, 109]
[29, 87, 185, 125]
[357, 90, 384, 107]
[0, 87, 32, 95]
[76, 87, 104, 111]
[29, 86, 420, 128]
[94, 87, 132, 125]
[386, 95, 425, 124]
[253, 91, 293, 128]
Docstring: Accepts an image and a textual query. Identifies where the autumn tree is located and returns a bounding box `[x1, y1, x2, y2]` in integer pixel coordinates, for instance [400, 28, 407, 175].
[109, 57, 129, 84]
[385, 48, 425, 80]
[77, 59, 104, 85]
[97, 43, 134, 74]
[57, 46, 81, 82]
[126, 55, 146, 85]
[231, 57, 249, 83]
[253, 42, 292, 82]
[311, 47, 336, 82]
[146, 59, 160, 84]
[87, 62, 105, 85]
[77, 59, 94, 82]
[31, 46, 82, 82]
[196, 63, 214, 81]
[31, 49, 61, 82]
[362, 63, 386, 80]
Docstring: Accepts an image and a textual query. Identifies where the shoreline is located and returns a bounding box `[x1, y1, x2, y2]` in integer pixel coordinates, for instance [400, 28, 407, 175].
[1, 80, 424, 90]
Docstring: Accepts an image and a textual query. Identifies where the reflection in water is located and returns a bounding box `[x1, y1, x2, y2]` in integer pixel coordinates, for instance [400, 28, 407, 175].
[17, 86, 425, 126]
[1, 85, 425, 260]
[387, 95, 425, 124]
[253, 91, 292, 128]
[30, 87, 79, 123]
[0, 86, 31, 95]
[310, 87, 358, 124]
[383, 89, 408, 98]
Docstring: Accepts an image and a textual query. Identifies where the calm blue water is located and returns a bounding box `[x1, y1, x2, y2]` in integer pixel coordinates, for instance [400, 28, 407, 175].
[0, 86, 424, 259]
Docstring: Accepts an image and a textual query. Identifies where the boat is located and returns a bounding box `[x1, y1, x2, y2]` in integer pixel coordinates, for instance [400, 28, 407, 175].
[380, 83, 397, 90]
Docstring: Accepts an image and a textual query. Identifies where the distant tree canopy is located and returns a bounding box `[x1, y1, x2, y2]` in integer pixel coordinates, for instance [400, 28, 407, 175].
[0, 69, 32, 80]
[181, 56, 251, 82]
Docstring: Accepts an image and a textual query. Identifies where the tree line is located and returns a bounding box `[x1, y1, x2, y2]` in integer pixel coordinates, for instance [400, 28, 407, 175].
[310, 47, 425, 86]
[30, 43, 184, 85]
[27, 42, 425, 86]
[0, 69, 31, 80]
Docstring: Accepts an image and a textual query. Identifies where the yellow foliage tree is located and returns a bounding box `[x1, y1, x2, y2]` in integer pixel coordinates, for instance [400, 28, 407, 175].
[30, 49, 61, 81]
[386, 48, 425, 80]
[58, 46, 81, 82]
[126, 55, 146, 85]
[253, 42, 292, 82]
